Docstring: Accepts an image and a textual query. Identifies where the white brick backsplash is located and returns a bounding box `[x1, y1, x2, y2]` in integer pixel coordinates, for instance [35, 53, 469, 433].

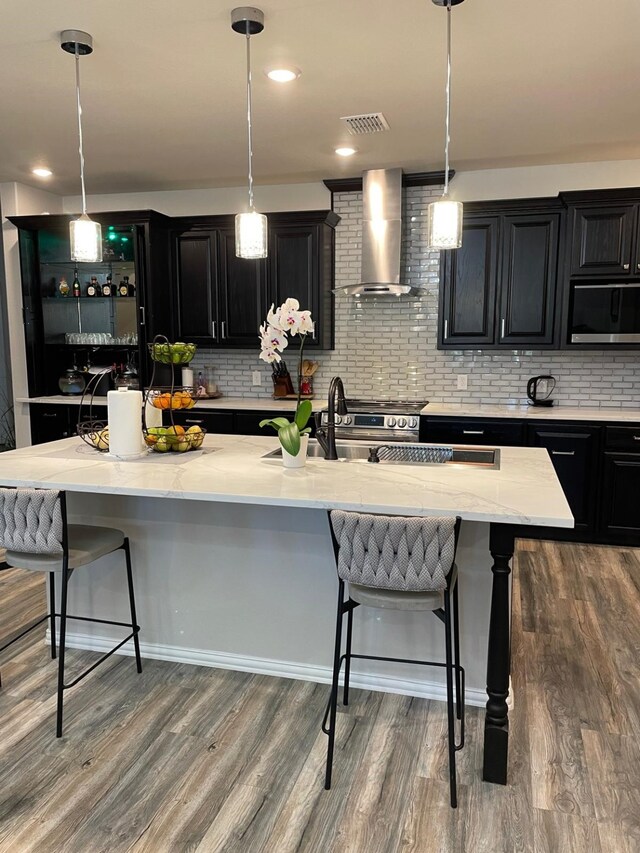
[190, 186, 640, 408]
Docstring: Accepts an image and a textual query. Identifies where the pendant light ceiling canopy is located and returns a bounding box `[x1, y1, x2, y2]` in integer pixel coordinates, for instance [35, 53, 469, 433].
[61, 29, 102, 263]
[427, 0, 464, 252]
[232, 7, 268, 259]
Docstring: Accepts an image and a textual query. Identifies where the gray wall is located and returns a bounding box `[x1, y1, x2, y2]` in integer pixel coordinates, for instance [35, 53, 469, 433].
[191, 185, 640, 407]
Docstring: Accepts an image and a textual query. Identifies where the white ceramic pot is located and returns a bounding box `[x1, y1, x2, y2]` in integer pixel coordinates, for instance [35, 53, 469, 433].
[281, 434, 309, 469]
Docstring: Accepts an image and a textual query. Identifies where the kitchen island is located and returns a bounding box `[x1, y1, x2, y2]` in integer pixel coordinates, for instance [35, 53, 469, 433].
[0, 433, 572, 784]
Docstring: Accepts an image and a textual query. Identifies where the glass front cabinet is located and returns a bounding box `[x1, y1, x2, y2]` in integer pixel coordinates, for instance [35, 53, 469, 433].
[9, 211, 173, 426]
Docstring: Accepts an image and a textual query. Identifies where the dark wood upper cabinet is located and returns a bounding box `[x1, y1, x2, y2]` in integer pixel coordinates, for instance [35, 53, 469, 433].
[498, 213, 560, 345]
[218, 229, 266, 346]
[439, 216, 499, 346]
[170, 210, 338, 350]
[174, 230, 218, 342]
[570, 204, 636, 277]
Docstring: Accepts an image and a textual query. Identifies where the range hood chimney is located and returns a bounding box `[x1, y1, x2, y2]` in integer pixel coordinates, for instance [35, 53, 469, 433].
[337, 168, 417, 297]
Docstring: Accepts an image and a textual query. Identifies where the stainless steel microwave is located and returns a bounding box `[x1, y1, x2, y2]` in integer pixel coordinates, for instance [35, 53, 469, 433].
[569, 282, 640, 343]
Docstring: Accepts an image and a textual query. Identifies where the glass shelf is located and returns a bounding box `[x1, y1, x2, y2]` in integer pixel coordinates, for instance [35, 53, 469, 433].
[42, 296, 136, 301]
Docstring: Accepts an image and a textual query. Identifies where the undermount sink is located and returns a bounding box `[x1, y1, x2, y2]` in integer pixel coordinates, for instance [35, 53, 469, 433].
[262, 440, 500, 469]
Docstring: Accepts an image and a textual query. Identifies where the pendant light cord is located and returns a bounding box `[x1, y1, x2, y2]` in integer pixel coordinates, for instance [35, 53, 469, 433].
[443, 0, 452, 197]
[74, 44, 88, 216]
[245, 25, 255, 211]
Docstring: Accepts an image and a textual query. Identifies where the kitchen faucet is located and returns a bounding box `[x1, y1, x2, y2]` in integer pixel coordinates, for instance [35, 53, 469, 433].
[315, 376, 348, 460]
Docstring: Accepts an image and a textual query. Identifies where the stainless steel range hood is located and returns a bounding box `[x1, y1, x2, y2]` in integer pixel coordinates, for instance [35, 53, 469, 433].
[336, 168, 417, 297]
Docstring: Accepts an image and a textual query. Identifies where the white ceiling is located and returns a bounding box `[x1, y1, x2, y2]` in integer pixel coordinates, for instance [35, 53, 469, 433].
[2, 0, 640, 195]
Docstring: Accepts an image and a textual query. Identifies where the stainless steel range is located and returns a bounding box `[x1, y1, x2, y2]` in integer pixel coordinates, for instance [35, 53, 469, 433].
[319, 399, 427, 443]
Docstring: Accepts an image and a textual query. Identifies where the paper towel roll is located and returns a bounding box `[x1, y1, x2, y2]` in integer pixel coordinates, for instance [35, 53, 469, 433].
[107, 388, 144, 459]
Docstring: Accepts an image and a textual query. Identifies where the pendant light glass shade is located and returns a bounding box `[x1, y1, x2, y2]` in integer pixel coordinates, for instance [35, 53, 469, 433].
[426, 198, 463, 250]
[70, 214, 102, 263]
[232, 8, 267, 259]
[427, 0, 464, 251]
[235, 210, 268, 259]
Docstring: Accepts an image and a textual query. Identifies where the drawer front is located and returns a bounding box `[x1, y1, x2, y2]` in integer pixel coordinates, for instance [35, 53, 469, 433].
[234, 411, 316, 437]
[164, 410, 234, 434]
[420, 417, 524, 446]
[604, 425, 640, 451]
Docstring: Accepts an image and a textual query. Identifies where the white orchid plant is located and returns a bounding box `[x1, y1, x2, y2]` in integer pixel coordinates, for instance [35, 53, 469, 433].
[259, 298, 314, 456]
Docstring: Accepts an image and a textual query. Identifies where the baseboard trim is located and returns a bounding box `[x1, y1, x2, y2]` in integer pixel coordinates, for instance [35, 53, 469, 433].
[53, 629, 488, 707]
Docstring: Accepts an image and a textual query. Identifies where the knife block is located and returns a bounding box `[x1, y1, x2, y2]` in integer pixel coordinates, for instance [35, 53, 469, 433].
[272, 374, 295, 397]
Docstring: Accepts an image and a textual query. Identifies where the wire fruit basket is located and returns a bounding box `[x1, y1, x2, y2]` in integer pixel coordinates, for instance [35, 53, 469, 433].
[148, 340, 197, 365]
[143, 336, 206, 453]
[77, 368, 113, 453]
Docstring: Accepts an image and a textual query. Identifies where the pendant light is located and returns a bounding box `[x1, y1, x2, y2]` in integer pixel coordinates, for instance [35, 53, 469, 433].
[231, 7, 268, 259]
[61, 30, 102, 263]
[427, 0, 464, 251]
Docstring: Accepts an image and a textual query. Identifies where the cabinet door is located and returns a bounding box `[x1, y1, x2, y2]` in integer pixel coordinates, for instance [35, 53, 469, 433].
[268, 224, 319, 346]
[174, 231, 218, 342]
[570, 205, 636, 277]
[498, 213, 560, 346]
[600, 453, 640, 540]
[218, 229, 266, 346]
[30, 405, 72, 445]
[528, 424, 599, 532]
[440, 217, 499, 346]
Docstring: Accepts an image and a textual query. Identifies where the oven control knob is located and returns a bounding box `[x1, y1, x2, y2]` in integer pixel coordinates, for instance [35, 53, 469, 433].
[335, 415, 342, 425]
[387, 416, 397, 427]
[408, 417, 418, 429]
[343, 415, 353, 425]
[398, 417, 407, 428]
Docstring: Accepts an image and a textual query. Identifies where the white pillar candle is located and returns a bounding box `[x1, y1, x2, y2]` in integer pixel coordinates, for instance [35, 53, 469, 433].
[107, 388, 144, 459]
[181, 367, 194, 388]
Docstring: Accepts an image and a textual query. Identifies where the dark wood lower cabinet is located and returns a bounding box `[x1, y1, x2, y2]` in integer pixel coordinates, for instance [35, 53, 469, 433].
[30, 404, 108, 445]
[163, 409, 234, 434]
[600, 453, 640, 542]
[527, 424, 600, 536]
[421, 414, 640, 546]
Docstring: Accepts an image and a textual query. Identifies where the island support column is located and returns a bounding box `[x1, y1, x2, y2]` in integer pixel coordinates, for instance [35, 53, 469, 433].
[483, 523, 516, 784]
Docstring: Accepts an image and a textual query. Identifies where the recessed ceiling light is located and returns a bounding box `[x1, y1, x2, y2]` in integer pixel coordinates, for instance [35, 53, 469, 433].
[32, 167, 53, 178]
[265, 66, 301, 83]
[335, 146, 357, 157]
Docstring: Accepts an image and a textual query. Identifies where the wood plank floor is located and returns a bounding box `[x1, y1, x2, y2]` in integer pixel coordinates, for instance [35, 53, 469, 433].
[0, 540, 639, 852]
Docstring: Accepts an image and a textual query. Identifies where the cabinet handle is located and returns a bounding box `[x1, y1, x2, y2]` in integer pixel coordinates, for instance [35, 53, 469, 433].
[139, 306, 145, 326]
[551, 450, 575, 456]
[42, 413, 57, 418]
[221, 321, 227, 339]
[185, 418, 204, 424]
[623, 263, 630, 270]
[463, 429, 484, 435]
[444, 319, 449, 339]
[211, 320, 217, 338]
[633, 435, 640, 441]
[500, 318, 506, 338]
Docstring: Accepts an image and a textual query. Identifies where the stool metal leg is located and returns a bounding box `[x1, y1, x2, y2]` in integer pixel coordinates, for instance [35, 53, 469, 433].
[343, 600, 353, 706]
[56, 560, 70, 738]
[325, 579, 345, 790]
[453, 580, 461, 720]
[443, 586, 458, 808]
[49, 572, 57, 660]
[123, 538, 142, 674]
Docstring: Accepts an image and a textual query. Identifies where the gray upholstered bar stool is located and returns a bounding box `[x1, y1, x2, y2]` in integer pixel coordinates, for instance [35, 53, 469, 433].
[323, 510, 464, 808]
[0, 488, 142, 737]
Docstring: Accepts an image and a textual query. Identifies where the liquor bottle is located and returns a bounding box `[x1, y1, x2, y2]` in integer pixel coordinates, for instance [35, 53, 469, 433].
[72, 270, 81, 298]
[127, 276, 136, 298]
[118, 275, 130, 297]
[102, 273, 113, 297]
[86, 276, 100, 297]
[58, 276, 70, 297]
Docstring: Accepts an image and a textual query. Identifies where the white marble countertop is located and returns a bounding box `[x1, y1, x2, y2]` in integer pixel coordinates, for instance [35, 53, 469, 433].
[0, 434, 573, 528]
[421, 402, 640, 423]
[16, 395, 323, 412]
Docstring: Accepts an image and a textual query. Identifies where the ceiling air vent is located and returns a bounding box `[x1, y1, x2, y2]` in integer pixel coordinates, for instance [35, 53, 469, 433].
[340, 112, 390, 135]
